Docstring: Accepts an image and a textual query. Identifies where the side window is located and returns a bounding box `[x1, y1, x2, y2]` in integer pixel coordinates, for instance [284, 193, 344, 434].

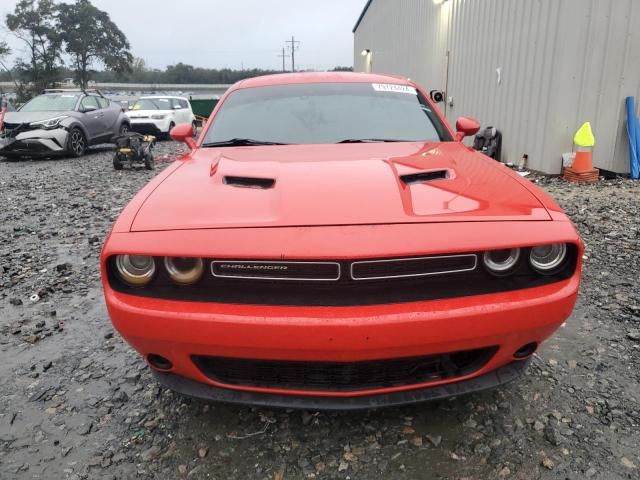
[79, 95, 99, 112]
[171, 98, 182, 109]
[179, 99, 189, 109]
[97, 97, 110, 109]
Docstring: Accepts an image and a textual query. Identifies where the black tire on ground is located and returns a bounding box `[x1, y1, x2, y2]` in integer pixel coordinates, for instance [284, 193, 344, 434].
[144, 152, 155, 170]
[119, 123, 130, 135]
[163, 122, 175, 141]
[66, 127, 87, 157]
[192, 121, 198, 137]
[113, 154, 123, 170]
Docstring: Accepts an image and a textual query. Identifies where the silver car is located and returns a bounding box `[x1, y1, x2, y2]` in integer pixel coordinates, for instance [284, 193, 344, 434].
[0, 89, 130, 159]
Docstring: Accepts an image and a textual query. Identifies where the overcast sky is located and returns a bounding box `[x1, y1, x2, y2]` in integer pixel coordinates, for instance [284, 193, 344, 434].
[0, 0, 365, 71]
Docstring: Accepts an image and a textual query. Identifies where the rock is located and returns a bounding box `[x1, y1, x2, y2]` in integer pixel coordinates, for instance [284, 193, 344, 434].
[198, 447, 208, 458]
[9, 298, 22, 306]
[338, 461, 349, 472]
[498, 466, 511, 477]
[141, 445, 162, 462]
[533, 420, 545, 431]
[621, 457, 637, 469]
[544, 425, 563, 446]
[55, 262, 72, 273]
[542, 458, 554, 469]
[627, 330, 640, 341]
[178, 465, 187, 474]
[301, 411, 314, 426]
[77, 422, 92, 435]
[425, 434, 442, 447]
[343, 452, 357, 462]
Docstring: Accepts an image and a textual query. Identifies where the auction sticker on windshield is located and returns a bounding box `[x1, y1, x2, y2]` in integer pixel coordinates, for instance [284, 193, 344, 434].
[371, 83, 417, 95]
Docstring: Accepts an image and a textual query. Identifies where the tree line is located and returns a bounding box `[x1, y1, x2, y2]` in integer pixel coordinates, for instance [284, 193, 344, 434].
[1, 0, 131, 99]
[0, 0, 353, 101]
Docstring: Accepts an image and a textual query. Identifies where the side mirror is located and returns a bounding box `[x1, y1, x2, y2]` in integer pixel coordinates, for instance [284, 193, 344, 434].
[170, 123, 196, 150]
[81, 105, 97, 114]
[454, 116, 480, 141]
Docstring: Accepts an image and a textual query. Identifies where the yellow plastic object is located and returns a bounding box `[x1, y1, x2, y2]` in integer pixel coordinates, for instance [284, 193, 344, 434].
[574, 122, 595, 148]
[118, 148, 132, 153]
[143, 135, 155, 142]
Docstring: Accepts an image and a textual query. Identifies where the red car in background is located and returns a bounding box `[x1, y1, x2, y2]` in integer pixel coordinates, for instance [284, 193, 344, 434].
[101, 72, 582, 409]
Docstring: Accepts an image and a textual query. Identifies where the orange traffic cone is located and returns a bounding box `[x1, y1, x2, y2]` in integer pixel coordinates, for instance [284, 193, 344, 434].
[563, 122, 599, 183]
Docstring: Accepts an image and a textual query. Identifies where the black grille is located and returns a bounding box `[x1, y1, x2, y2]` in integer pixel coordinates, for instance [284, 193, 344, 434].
[351, 254, 476, 280]
[192, 347, 498, 392]
[1, 122, 31, 138]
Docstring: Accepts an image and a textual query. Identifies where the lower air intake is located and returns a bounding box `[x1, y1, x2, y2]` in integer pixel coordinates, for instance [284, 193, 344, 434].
[192, 347, 497, 392]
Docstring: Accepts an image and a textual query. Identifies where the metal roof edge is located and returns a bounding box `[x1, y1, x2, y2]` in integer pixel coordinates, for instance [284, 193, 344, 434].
[352, 0, 373, 33]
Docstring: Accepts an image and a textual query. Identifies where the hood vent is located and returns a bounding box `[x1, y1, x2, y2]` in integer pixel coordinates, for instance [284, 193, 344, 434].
[400, 170, 450, 185]
[223, 175, 275, 189]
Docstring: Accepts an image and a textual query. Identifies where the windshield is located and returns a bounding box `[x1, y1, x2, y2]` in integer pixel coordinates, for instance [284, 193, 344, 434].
[20, 94, 79, 112]
[132, 98, 172, 111]
[203, 82, 451, 145]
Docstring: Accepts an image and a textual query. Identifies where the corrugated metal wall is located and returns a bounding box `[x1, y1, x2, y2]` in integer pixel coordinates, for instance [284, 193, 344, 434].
[354, 0, 640, 174]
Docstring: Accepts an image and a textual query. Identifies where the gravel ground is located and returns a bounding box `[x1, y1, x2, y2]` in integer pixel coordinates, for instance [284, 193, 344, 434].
[1, 144, 639, 480]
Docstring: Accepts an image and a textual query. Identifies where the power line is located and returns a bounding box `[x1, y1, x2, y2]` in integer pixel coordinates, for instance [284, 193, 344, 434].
[285, 36, 300, 72]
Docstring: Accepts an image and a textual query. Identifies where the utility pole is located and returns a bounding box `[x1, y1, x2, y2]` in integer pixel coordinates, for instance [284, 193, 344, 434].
[277, 47, 287, 72]
[285, 36, 300, 72]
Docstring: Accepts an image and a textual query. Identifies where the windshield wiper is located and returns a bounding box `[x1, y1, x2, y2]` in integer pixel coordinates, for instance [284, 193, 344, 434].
[336, 138, 406, 144]
[201, 138, 291, 147]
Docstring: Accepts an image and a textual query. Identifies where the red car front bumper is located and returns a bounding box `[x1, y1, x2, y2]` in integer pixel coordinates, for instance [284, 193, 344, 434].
[104, 273, 578, 407]
[102, 221, 582, 409]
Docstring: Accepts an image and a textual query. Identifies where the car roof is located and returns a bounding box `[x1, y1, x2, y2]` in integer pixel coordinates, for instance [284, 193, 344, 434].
[234, 72, 411, 90]
[139, 95, 188, 100]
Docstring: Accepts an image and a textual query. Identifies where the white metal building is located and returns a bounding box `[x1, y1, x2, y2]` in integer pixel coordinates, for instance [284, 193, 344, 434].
[353, 0, 640, 174]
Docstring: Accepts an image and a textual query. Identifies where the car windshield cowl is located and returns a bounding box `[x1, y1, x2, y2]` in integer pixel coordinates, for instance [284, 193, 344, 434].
[201, 138, 294, 147]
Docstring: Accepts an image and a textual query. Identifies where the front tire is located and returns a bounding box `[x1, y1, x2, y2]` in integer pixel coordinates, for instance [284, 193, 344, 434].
[191, 121, 197, 137]
[66, 127, 87, 157]
[119, 123, 130, 136]
[144, 152, 155, 170]
[163, 122, 175, 141]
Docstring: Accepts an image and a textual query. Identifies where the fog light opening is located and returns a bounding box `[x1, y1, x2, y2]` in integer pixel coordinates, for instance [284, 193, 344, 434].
[513, 342, 538, 359]
[147, 354, 173, 370]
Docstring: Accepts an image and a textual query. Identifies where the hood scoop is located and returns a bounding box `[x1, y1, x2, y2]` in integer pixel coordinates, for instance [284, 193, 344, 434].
[223, 175, 275, 189]
[400, 169, 450, 185]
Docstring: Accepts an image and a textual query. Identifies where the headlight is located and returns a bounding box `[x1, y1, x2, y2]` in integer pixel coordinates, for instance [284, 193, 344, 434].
[164, 257, 204, 285]
[115, 255, 156, 286]
[30, 115, 69, 129]
[529, 243, 567, 274]
[151, 114, 167, 120]
[482, 248, 521, 276]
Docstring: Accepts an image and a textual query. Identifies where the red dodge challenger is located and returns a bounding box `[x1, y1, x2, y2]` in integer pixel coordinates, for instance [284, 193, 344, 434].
[101, 72, 582, 409]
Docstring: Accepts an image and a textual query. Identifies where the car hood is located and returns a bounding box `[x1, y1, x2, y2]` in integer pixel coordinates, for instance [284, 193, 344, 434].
[3, 111, 76, 124]
[131, 142, 551, 232]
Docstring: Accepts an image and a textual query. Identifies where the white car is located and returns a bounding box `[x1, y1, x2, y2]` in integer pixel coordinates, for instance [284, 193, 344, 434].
[126, 96, 197, 139]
